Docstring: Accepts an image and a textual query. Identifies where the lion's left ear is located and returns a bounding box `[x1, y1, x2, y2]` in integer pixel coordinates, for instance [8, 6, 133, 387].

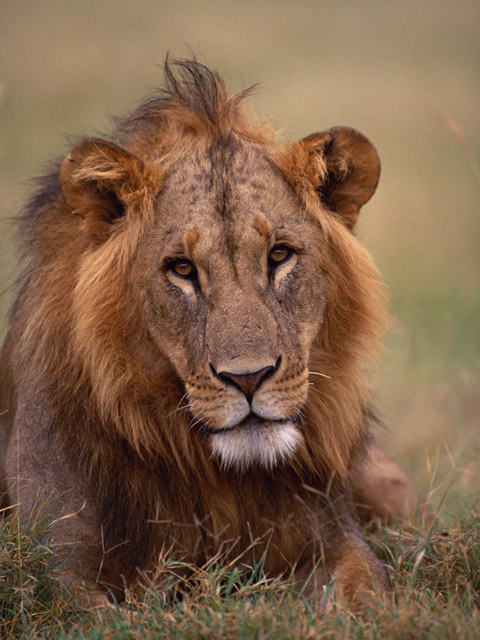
[60, 139, 152, 239]
[296, 127, 380, 229]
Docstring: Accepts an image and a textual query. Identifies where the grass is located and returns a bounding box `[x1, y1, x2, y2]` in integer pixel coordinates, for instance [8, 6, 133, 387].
[0, 507, 81, 637]
[1, 497, 479, 639]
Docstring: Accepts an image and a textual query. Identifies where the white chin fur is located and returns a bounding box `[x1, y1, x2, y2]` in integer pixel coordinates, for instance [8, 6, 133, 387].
[209, 420, 303, 471]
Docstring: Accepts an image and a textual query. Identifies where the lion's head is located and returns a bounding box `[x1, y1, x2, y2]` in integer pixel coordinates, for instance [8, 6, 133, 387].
[16, 60, 386, 480]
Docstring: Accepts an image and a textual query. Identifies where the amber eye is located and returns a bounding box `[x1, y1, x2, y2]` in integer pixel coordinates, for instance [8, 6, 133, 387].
[170, 259, 197, 280]
[268, 244, 293, 267]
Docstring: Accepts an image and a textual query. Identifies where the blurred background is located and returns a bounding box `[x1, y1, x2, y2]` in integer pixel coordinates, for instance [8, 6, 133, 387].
[1, 0, 478, 509]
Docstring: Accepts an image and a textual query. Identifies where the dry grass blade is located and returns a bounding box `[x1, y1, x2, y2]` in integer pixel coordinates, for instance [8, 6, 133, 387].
[438, 109, 480, 187]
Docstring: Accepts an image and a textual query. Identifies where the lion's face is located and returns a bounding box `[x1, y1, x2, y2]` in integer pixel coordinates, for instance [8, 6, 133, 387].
[61, 116, 381, 474]
[138, 143, 325, 469]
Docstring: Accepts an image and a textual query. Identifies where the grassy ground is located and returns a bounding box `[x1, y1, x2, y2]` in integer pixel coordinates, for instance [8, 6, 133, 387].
[1, 505, 480, 639]
[0, 0, 479, 636]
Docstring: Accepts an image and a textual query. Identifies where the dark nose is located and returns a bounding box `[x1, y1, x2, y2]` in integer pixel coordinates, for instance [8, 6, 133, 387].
[215, 365, 275, 402]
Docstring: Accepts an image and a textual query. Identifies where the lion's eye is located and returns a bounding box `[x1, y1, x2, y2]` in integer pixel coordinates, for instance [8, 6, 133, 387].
[170, 259, 197, 280]
[268, 244, 293, 267]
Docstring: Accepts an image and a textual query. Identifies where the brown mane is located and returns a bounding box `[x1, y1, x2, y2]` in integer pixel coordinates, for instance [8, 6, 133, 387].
[5, 59, 391, 597]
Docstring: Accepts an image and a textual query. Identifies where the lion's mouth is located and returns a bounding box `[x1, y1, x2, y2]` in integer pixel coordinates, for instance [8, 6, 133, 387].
[199, 411, 301, 438]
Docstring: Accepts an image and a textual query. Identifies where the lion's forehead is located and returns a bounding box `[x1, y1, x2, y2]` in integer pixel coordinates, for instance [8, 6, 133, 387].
[154, 143, 304, 259]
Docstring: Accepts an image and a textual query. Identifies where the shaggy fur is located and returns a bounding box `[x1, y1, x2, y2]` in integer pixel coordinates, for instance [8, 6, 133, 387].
[0, 59, 420, 607]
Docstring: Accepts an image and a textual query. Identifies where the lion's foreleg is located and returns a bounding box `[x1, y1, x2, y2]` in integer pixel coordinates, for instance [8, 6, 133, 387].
[324, 532, 390, 610]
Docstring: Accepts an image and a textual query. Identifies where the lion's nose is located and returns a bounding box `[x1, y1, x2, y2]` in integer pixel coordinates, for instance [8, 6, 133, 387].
[214, 365, 276, 402]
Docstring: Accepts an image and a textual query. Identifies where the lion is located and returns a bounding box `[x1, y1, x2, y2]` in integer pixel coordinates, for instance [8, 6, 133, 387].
[0, 59, 421, 608]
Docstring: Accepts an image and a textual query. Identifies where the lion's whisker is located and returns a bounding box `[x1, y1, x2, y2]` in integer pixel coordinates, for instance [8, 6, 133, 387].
[188, 415, 211, 432]
[308, 370, 332, 379]
[306, 385, 328, 399]
[164, 392, 190, 419]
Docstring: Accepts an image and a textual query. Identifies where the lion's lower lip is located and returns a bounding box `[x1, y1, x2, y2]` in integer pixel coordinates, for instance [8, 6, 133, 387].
[200, 415, 263, 437]
[200, 412, 300, 437]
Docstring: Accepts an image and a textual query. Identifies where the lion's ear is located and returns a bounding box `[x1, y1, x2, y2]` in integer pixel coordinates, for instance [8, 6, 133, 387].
[60, 139, 148, 237]
[299, 127, 380, 229]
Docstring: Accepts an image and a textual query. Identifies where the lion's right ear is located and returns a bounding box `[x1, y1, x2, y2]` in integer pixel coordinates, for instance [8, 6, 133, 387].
[60, 139, 152, 238]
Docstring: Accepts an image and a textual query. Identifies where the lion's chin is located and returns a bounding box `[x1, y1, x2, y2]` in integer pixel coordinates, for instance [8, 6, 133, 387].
[207, 418, 304, 471]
